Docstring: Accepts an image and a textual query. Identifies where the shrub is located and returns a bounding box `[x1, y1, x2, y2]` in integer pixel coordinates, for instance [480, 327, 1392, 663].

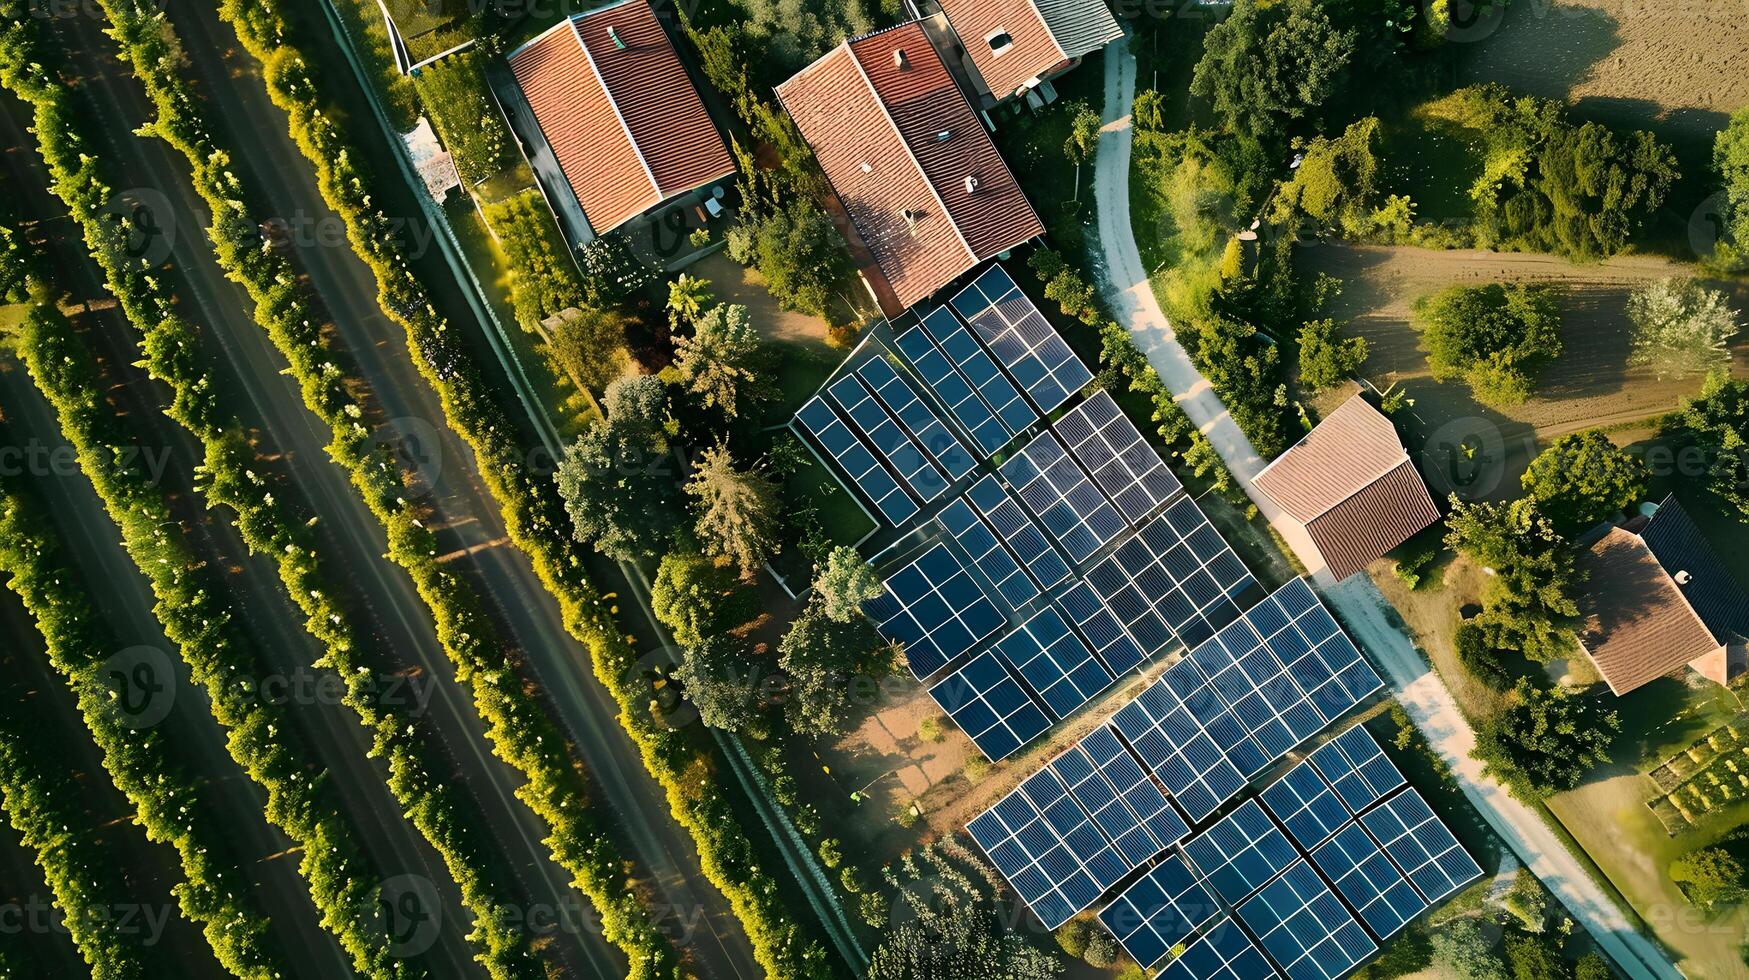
[1454, 621, 1511, 691]
[1475, 678, 1619, 800]
[1298, 317, 1368, 390]
[918, 716, 945, 744]
[817, 838, 843, 869]
[964, 757, 991, 783]
[1054, 919, 1090, 958]
[1415, 283, 1562, 408]
[727, 201, 848, 319]
[1626, 277, 1741, 380]
[1082, 927, 1118, 968]
[1520, 431, 1649, 535]
[1671, 845, 1747, 910]
[482, 189, 586, 329]
[409, 48, 515, 183]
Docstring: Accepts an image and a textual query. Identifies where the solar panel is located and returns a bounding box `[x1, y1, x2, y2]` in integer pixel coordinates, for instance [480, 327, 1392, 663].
[1001, 431, 1126, 562]
[1055, 390, 1182, 522]
[937, 499, 1038, 609]
[794, 397, 917, 525]
[1084, 497, 1255, 659]
[918, 306, 1036, 435]
[951, 265, 1093, 414]
[1312, 823, 1427, 940]
[1099, 854, 1223, 969]
[1238, 860, 1376, 980]
[1110, 662, 1257, 822]
[828, 374, 948, 502]
[1359, 789, 1482, 906]
[1308, 726, 1406, 816]
[930, 652, 1052, 762]
[1056, 582, 1148, 676]
[1080, 725, 1189, 849]
[967, 765, 1129, 928]
[1049, 744, 1157, 868]
[1260, 762, 1351, 851]
[892, 323, 1011, 455]
[994, 608, 1115, 720]
[966, 475, 1072, 591]
[1182, 799, 1299, 906]
[856, 356, 977, 480]
[866, 544, 1006, 679]
[1157, 919, 1280, 980]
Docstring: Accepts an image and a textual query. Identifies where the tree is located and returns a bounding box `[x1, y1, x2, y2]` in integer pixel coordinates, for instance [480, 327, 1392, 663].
[868, 888, 1062, 980]
[666, 272, 713, 325]
[651, 549, 743, 648]
[546, 306, 633, 394]
[1297, 318, 1368, 390]
[1713, 107, 1749, 272]
[1081, 928, 1117, 969]
[675, 303, 769, 417]
[1430, 918, 1505, 980]
[1503, 934, 1565, 980]
[1574, 953, 1611, 980]
[726, 200, 849, 318]
[1133, 89, 1166, 132]
[1415, 283, 1562, 408]
[675, 634, 764, 732]
[1520, 432, 1649, 534]
[779, 601, 887, 738]
[602, 374, 671, 448]
[1191, 0, 1357, 140]
[557, 387, 682, 562]
[1454, 620, 1511, 690]
[814, 546, 880, 623]
[686, 444, 780, 574]
[1670, 846, 1746, 910]
[1675, 373, 1749, 518]
[1475, 678, 1618, 799]
[1063, 102, 1101, 167]
[1445, 498, 1581, 663]
[1270, 117, 1389, 236]
[1626, 278, 1740, 380]
[1053, 920, 1089, 958]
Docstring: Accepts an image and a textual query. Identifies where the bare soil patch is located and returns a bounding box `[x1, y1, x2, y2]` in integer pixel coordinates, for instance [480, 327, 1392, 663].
[689, 251, 834, 348]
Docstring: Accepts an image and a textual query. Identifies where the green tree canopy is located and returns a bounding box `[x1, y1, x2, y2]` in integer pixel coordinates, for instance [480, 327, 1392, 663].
[666, 272, 713, 325]
[1445, 498, 1581, 663]
[868, 883, 1062, 980]
[1430, 919, 1505, 980]
[1670, 845, 1746, 910]
[778, 601, 888, 738]
[1713, 107, 1749, 272]
[602, 374, 671, 449]
[1270, 117, 1394, 237]
[675, 634, 765, 732]
[687, 443, 781, 575]
[545, 305, 633, 395]
[1415, 283, 1562, 408]
[1297, 318, 1369, 390]
[1521, 431, 1649, 534]
[1191, 0, 1357, 141]
[1063, 102, 1102, 166]
[1676, 373, 1749, 518]
[557, 381, 681, 563]
[1476, 678, 1618, 798]
[1133, 89, 1166, 132]
[814, 546, 880, 623]
[675, 303, 769, 418]
[651, 548, 744, 648]
[727, 200, 849, 319]
[1626, 277, 1740, 380]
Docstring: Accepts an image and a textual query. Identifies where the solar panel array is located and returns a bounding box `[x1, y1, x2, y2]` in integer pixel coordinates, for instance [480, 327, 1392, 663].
[828, 373, 950, 502]
[929, 652, 1051, 762]
[1001, 432, 1126, 563]
[916, 307, 1036, 438]
[994, 608, 1115, 720]
[967, 765, 1131, 929]
[794, 397, 916, 524]
[966, 475, 1073, 591]
[866, 543, 1005, 679]
[1309, 725, 1409, 816]
[1084, 496, 1256, 658]
[937, 499, 1038, 609]
[1239, 860, 1376, 980]
[1359, 789, 1482, 905]
[1055, 390, 1182, 522]
[1049, 742, 1163, 867]
[892, 324, 1011, 456]
[1158, 921, 1279, 980]
[1182, 800, 1300, 905]
[856, 356, 976, 481]
[1312, 823, 1425, 940]
[1099, 854, 1222, 968]
[1113, 660, 1262, 823]
[1260, 762, 1351, 851]
[1056, 581, 1148, 675]
[950, 265, 1093, 414]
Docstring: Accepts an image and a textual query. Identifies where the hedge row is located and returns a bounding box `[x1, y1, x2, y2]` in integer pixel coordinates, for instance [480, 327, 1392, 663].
[0, 640, 159, 978]
[95, 3, 684, 976]
[214, 0, 830, 974]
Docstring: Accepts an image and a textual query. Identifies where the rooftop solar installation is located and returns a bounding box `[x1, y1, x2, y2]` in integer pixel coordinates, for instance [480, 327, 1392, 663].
[1308, 726, 1407, 816]
[1110, 662, 1258, 822]
[1084, 497, 1256, 658]
[950, 265, 1094, 415]
[794, 396, 917, 525]
[1359, 789, 1482, 906]
[1055, 390, 1183, 522]
[1181, 799, 1300, 906]
[1238, 860, 1377, 980]
[937, 499, 1038, 609]
[918, 306, 1037, 435]
[866, 543, 1006, 679]
[892, 324, 1011, 456]
[968, 765, 1131, 928]
[966, 474, 1073, 591]
[1056, 582, 1148, 675]
[1080, 724, 1189, 849]
[1157, 919, 1280, 980]
[856, 356, 977, 480]
[1001, 431, 1126, 562]
[1259, 761, 1352, 851]
[1312, 823, 1426, 941]
[1099, 854, 1223, 969]
[1048, 743, 1159, 867]
[995, 608, 1116, 720]
[828, 374, 948, 502]
[929, 652, 1052, 762]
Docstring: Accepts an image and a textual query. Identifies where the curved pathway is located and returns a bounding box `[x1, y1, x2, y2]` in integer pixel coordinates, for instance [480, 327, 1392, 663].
[1090, 39, 1683, 980]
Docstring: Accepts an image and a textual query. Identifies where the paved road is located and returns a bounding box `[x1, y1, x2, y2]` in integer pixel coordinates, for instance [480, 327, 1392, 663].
[1091, 39, 1684, 980]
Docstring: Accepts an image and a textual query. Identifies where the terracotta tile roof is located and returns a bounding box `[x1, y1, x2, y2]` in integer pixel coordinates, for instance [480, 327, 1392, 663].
[1253, 395, 1440, 580]
[509, 0, 734, 235]
[937, 0, 1121, 100]
[777, 22, 1044, 310]
[1576, 528, 1723, 695]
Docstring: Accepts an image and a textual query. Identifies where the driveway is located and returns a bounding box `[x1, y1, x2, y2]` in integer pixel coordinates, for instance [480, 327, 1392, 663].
[1091, 38, 1683, 980]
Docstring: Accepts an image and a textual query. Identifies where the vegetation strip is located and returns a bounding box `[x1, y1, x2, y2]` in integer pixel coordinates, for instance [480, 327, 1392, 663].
[212, 0, 829, 973]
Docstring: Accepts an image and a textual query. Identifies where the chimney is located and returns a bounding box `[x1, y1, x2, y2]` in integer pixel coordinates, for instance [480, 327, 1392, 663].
[893, 48, 908, 69]
[860, 161, 873, 174]
[1676, 570, 1693, 585]
[903, 208, 923, 229]
[964, 174, 979, 194]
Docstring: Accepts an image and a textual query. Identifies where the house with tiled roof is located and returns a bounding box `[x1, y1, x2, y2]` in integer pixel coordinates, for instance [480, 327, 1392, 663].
[1575, 496, 1749, 696]
[1253, 395, 1442, 582]
[508, 0, 735, 241]
[915, 0, 1124, 107]
[776, 22, 1046, 313]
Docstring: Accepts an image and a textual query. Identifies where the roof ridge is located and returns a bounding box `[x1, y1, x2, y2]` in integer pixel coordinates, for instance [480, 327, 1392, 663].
[569, 15, 661, 202]
[1027, 0, 1072, 63]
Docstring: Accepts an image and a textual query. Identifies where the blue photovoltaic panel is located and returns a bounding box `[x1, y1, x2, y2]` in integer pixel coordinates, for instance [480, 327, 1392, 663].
[951, 265, 1093, 414]
[828, 374, 948, 502]
[1157, 919, 1280, 980]
[857, 356, 976, 480]
[968, 766, 1129, 928]
[994, 608, 1115, 720]
[1081, 725, 1188, 849]
[1110, 660, 1259, 822]
[966, 475, 1072, 591]
[866, 544, 1006, 679]
[1055, 390, 1182, 523]
[1266, 579, 1387, 725]
[1260, 762, 1351, 851]
[1239, 860, 1376, 980]
[937, 499, 1038, 609]
[1049, 744, 1157, 868]
[1313, 823, 1426, 941]
[1308, 725, 1407, 816]
[892, 324, 1010, 455]
[919, 306, 1036, 435]
[1056, 582, 1148, 676]
[930, 652, 1051, 762]
[1360, 789, 1482, 906]
[1001, 431, 1125, 563]
[1099, 854, 1222, 969]
[794, 397, 917, 525]
[1182, 799, 1299, 906]
[1084, 498, 1255, 660]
